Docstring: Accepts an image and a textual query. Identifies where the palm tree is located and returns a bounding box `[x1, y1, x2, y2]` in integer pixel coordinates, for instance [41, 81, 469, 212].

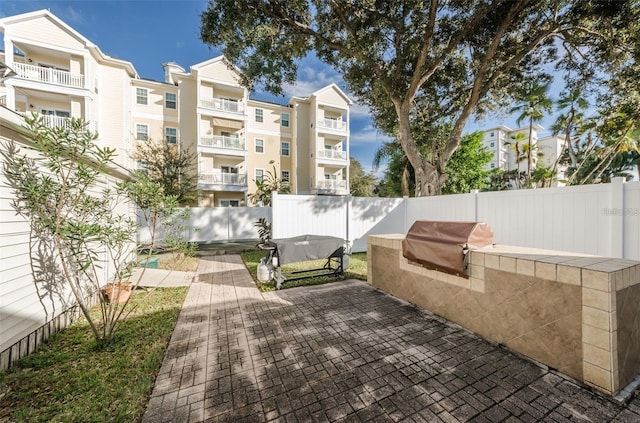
[510, 82, 553, 187]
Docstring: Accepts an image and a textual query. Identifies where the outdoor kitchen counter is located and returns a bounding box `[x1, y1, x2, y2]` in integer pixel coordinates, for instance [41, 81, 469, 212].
[368, 234, 640, 399]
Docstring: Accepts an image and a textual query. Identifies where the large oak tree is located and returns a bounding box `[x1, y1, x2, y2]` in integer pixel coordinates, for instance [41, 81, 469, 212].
[201, 0, 638, 196]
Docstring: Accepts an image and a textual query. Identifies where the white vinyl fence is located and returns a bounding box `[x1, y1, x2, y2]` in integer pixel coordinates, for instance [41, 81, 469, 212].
[271, 178, 640, 261]
[137, 206, 271, 246]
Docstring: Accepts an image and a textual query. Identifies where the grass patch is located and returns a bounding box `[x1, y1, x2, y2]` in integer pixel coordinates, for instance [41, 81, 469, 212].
[137, 252, 200, 272]
[0, 287, 188, 422]
[241, 250, 368, 291]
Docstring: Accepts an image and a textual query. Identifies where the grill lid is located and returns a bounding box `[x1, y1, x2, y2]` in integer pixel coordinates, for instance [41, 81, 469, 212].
[402, 220, 494, 276]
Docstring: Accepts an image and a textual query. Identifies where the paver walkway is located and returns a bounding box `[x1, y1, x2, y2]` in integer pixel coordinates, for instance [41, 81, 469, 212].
[142, 255, 640, 422]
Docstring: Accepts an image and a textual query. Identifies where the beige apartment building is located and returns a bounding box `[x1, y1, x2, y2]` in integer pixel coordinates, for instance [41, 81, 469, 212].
[482, 125, 567, 186]
[0, 10, 352, 207]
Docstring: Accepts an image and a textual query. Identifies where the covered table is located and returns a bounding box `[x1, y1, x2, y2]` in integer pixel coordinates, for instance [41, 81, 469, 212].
[260, 235, 348, 288]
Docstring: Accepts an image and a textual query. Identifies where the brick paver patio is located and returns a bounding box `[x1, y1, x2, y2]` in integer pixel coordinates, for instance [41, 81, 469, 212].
[142, 255, 640, 422]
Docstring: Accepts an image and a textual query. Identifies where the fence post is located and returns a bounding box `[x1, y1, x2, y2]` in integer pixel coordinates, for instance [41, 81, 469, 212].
[272, 191, 279, 238]
[471, 190, 479, 222]
[345, 194, 351, 243]
[403, 196, 409, 232]
[611, 177, 625, 259]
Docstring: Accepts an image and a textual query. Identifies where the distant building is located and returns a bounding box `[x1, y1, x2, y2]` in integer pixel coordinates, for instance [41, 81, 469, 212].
[0, 9, 352, 206]
[481, 125, 567, 186]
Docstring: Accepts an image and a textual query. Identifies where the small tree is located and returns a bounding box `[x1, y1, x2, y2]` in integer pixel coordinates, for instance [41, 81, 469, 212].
[130, 139, 197, 205]
[349, 157, 377, 197]
[249, 166, 290, 206]
[1, 116, 138, 345]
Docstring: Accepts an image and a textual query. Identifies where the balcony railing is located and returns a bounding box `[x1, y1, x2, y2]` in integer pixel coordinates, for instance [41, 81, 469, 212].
[199, 97, 244, 114]
[317, 149, 347, 160]
[12, 63, 84, 89]
[199, 171, 247, 186]
[199, 135, 245, 150]
[317, 179, 347, 190]
[317, 118, 347, 131]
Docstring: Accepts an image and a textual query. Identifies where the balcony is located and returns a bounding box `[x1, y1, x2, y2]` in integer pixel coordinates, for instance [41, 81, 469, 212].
[317, 179, 347, 190]
[199, 135, 245, 151]
[199, 171, 247, 189]
[317, 148, 347, 161]
[317, 118, 347, 131]
[12, 63, 84, 89]
[199, 97, 244, 114]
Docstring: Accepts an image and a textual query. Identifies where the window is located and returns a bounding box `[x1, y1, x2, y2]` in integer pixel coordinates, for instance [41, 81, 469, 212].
[490, 163, 496, 169]
[281, 141, 290, 156]
[490, 142, 495, 148]
[136, 124, 149, 141]
[490, 131, 495, 137]
[255, 108, 264, 123]
[255, 138, 264, 153]
[281, 112, 290, 127]
[281, 170, 290, 182]
[255, 168, 264, 183]
[41, 109, 71, 117]
[219, 199, 240, 207]
[165, 92, 177, 109]
[136, 88, 148, 105]
[165, 127, 177, 144]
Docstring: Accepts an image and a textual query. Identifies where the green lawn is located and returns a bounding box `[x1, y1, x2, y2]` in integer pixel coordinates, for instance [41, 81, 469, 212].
[0, 287, 188, 423]
[241, 250, 367, 291]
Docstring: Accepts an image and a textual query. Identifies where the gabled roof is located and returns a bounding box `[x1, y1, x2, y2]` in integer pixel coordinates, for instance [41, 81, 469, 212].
[190, 55, 243, 76]
[312, 83, 354, 106]
[0, 9, 138, 78]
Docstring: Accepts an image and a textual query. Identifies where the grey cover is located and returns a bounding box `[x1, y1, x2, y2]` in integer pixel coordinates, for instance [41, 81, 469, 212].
[271, 235, 344, 265]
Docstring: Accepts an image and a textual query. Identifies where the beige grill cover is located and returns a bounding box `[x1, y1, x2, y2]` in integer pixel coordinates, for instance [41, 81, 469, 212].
[402, 220, 494, 277]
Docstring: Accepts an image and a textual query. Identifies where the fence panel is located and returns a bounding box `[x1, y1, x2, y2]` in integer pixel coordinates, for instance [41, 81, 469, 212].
[272, 194, 347, 239]
[349, 197, 405, 252]
[405, 193, 476, 232]
[476, 184, 615, 256]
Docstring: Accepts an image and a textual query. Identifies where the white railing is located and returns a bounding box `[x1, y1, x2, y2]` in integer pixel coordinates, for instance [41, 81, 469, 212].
[317, 149, 347, 160]
[199, 135, 245, 150]
[12, 62, 84, 89]
[317, 179, 348, 190]
[318, 118, 347, 130]
[199, 171, 247, 185]
[199, 97, 243, 114]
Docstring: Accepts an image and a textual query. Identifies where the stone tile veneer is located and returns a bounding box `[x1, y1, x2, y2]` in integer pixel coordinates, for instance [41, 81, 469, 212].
[367, 234, 640, 397]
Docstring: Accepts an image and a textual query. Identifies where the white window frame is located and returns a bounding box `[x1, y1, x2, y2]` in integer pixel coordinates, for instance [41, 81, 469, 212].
[165, 92, 177, 109]
[281, 141, 290, 157]
[281, 112, 290, 127]
[41, 109, 70, 117]
[255, 168, 264, 183]
[219, 199, 240, 207]
[136, 88, 148, 105]
[255, 108, 264, 123]
[165, 127, 177, 144]
[255, 138, 265, 154]
[281, 170, 290, 182]
[136, 124, 149, 141]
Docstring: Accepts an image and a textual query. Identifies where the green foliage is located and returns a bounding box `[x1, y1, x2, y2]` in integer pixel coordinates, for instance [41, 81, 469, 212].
[130, 139, 197, 205]
[349, 157, 378, 197]
[442, 132, 493, 194]
[249, 166, 290, 206]
[0, 288, 187, 422]
[254, 217, 272, 245]
[1, 115, 137, 345]
[201, 0, 639, 196]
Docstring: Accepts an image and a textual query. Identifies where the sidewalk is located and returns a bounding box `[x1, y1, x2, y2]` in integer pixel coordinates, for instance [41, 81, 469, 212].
[142, 255, 640, 422]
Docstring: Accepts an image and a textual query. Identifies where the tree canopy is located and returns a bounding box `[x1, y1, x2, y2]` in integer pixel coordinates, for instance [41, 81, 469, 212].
[349, 157, 377, 197]
[201, 0, 639, 196]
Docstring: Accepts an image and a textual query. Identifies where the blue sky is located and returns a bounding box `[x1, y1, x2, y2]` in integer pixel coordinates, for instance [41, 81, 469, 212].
[0, 0, 396, 174]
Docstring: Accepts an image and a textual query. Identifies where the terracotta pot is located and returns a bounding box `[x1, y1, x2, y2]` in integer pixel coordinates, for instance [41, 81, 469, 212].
[104, 282, 132, 304]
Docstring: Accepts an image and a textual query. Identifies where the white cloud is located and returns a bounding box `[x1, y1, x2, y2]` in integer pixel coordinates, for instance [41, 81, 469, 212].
[350, 124, 393, 146]
[176, 41, 185, 49]
[62, 6, 84, 25]
[349, 102, 372, 118]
